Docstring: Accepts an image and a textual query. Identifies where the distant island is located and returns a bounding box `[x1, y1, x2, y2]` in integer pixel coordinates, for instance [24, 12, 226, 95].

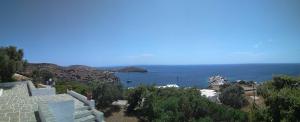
[109, 66, 148, 73]
[117, 66, 148, 73]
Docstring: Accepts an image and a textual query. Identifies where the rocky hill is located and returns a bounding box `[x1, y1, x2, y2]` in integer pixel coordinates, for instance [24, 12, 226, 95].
[116, 66, 147, 73]
[22, 63, 119, 82]
[100, 66, 148, 73]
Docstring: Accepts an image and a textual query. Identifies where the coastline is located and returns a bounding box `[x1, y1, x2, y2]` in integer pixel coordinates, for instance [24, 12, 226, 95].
[116, 64, 300, 88]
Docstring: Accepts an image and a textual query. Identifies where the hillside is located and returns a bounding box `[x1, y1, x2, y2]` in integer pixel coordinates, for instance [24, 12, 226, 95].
[100, 66, 148, 73]
[117, 66, 147, 73]
[22, 63, 119, 82]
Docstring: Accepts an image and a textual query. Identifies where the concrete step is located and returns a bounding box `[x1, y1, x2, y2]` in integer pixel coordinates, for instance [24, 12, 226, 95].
[74, 115, 96, 122]
[74, 110, 93, 119]
[76, 106, 90, 111]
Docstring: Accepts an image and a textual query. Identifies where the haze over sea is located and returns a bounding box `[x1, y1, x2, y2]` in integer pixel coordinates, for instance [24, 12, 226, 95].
[116, 64, 300, 88]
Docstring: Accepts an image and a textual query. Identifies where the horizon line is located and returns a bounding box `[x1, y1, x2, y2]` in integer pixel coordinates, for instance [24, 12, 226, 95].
[29, 62, 300, 67]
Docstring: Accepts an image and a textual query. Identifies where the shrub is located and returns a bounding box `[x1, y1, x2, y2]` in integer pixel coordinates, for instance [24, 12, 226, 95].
[54, 81, 89, 94]
[219, 84, 248, 109]
[253, 75, 300, 122]
[32, 69, 54, 83]
[89, 80, 123, 109]
[126, 86, 248, 122]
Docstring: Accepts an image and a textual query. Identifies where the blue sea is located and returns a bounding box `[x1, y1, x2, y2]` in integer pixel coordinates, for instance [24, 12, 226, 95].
[115, 64, 300, 88]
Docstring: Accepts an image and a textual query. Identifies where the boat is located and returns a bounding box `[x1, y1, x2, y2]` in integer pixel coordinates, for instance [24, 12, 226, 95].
[126, 80, 133, 83]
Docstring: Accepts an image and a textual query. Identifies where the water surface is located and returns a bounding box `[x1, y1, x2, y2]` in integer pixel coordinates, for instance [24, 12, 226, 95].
[115, 64, 300, 88]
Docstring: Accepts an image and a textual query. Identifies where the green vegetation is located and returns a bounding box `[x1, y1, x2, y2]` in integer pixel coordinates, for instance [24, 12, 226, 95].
[89, 80, 123, 109]
[32, 69, 54, 83]
[0, 46, 26, 82]
[253, 75, 300, 121]
[126, 86, 248, 122]
[2, 46, 299, 121]
[219, 84, 248, 109]
[29, 65, 89, 94]
[236, 80, 255, 86]
[54, 81, 89, 94]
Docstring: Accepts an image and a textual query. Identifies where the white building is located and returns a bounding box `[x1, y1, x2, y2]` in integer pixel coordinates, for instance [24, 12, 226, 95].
[156, 84, 179, 88]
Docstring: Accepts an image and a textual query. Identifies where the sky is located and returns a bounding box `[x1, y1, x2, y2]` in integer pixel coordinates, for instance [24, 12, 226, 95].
[0, 0, 300, 66]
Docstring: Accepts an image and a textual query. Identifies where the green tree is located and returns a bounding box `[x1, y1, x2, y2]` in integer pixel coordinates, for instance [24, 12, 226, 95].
[127, 86, 248, 122]
[0, 46, 26, 82]
[127, 85, 148, 112]
[253, 75, 300, 122]
[219, 84, 248, 109]
[265, 88, 300, 122]
[32, 69, 54, 82]
[89, 80, 123, 109]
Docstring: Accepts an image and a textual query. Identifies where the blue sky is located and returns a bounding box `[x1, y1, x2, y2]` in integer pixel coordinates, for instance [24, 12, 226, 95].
[1, 0, 300, 66]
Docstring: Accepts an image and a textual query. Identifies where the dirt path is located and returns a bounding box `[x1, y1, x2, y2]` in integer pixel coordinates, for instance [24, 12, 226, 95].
[105, 108, 140, 122]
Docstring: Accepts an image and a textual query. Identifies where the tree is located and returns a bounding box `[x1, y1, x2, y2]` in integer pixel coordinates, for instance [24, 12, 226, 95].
[253, 75, 300, 122]
[32, 69, 54, 83]
[89, 80, 123, 109]
[127, 85, 148, 112]
[219, 84, 248, 109]
[126, 86, 248, 122]
[0, 46, 26, 82]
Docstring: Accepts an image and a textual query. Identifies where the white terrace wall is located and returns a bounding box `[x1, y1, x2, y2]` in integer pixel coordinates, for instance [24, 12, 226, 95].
[67, 90, 105, 122]
[67, 90, 95, 108]
[27, 81, 56, 96]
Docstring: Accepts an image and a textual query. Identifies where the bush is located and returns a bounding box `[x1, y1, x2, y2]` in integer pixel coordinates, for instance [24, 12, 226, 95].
[219, 84, 248, 109]
[89, 80, 123, 109]
[126, 86, 248, 122]
[54, 81, 89, 94]
[32, 69, 54, 83]
[265, 88, 300, 122]
[248, 106, 271, 122]
[253, 75, 300, 122]
[257, 81, 274, 98]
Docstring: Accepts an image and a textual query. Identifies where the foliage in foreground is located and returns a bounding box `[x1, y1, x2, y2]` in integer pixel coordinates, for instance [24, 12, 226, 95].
[90, 80, 123, 109]
[126, 86, 248, 122]
[254, 75, 300, 122]
[0, 46, 26, 82]
[219, 84, 248, 109]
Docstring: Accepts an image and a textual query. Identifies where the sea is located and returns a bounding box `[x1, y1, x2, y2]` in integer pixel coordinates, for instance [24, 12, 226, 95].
[115, 64, 300, 88]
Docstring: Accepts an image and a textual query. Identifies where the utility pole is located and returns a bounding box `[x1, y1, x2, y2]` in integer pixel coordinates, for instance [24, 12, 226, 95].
[253, 81, 256, 106]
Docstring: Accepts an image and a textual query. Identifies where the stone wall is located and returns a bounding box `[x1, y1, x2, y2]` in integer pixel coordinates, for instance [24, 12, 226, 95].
[67, 90, 105, 122]
[27, 81, 56, 96]
[67, 90, 95, 109]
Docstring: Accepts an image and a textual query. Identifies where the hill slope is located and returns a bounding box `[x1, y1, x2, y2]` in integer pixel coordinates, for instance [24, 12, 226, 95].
[22, 63, 119, 82]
